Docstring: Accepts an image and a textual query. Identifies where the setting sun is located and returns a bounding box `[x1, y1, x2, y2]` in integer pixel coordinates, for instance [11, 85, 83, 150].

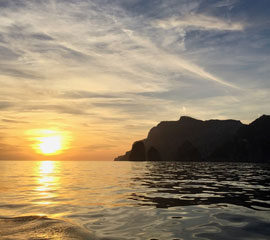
[27, 129, 71, 156]
[38, 136, 62, 155]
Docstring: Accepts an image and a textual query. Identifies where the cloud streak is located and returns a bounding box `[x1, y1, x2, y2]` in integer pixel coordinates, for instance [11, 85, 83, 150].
[155, 14, 244, 31]
[123, 30, 239, 88]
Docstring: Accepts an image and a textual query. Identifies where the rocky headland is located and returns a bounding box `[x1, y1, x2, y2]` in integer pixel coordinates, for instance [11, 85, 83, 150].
[115, 115, 270, 162]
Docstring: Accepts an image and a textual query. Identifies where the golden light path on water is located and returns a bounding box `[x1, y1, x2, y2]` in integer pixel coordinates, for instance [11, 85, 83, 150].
[35, 161, 61, 207]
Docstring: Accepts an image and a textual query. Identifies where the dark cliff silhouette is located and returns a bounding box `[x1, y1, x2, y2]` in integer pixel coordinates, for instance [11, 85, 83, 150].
[114, 115, 270, 163]
[211, 115, 270, 162]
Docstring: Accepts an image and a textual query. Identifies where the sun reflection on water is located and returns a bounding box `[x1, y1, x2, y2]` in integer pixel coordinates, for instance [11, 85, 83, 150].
[39, 161, 54, 174]
[35, 161, 60, 205]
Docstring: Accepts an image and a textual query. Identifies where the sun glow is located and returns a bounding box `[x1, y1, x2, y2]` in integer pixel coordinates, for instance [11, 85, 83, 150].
[38, 135, 62, 155]
[28, 129, 71, 155]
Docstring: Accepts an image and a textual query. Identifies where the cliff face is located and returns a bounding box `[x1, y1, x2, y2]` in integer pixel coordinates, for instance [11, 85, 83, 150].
[114, 115, 270, 162]
[211, 115, 270, 162]
[144, 116, 243, 161]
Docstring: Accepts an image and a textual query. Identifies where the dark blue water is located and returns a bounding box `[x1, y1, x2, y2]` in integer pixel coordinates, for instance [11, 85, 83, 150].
[0, 161, 269, 239]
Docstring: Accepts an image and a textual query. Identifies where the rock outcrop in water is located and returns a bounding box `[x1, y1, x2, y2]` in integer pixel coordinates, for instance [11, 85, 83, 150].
[114, 115, 270, 162]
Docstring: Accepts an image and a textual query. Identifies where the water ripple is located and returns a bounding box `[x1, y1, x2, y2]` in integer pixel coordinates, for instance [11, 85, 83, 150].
[0, 161, 269, 239]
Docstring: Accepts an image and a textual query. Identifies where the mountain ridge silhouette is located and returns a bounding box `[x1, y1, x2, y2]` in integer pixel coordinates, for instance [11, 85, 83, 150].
[115, 115, 270, 162]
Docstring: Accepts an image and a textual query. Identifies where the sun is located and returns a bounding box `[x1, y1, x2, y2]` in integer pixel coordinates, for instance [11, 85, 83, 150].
[27, 129, 71, 156]
[38, 135, 62, 155]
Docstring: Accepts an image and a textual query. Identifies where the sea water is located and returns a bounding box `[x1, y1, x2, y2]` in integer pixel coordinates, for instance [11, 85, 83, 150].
[0, 161, 269, 239]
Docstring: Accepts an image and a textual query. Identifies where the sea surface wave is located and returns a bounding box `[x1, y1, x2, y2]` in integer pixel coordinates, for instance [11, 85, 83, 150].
[0, 161, 269, 240]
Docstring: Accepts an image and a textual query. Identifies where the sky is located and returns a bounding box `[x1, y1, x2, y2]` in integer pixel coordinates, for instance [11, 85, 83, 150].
[0, 0, 269, 160]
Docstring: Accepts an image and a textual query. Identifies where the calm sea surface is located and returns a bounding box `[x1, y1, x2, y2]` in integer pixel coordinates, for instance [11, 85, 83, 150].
[0, 161, 270, 240]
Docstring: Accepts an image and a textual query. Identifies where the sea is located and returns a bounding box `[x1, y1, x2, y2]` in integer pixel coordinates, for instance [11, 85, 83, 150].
[0, 161, 269, 240]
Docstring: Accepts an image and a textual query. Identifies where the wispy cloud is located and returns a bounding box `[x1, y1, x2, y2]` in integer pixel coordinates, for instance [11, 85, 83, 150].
[1, 119, 28, 124]
[121, 29, 239, 88]
[155, 14, 244, 31]
[0, 0, 240, 91]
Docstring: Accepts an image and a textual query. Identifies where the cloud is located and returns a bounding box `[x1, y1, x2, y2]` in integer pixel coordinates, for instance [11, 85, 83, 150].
[0, 66, 44, 80]
[83, 143, 116, 151]
[0, 142, 30, 160]
[59, 91, 122, 99]
[0, 0, 240, 90]
[122, 30, 239, 88]
[0, 101, 13, 110]
[155, 14, 244, 31]
[23, 104, 90, 115]
[1, 119, 28, 124]
[0, 45, 19, 60]
[30, 33, 54, 41]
